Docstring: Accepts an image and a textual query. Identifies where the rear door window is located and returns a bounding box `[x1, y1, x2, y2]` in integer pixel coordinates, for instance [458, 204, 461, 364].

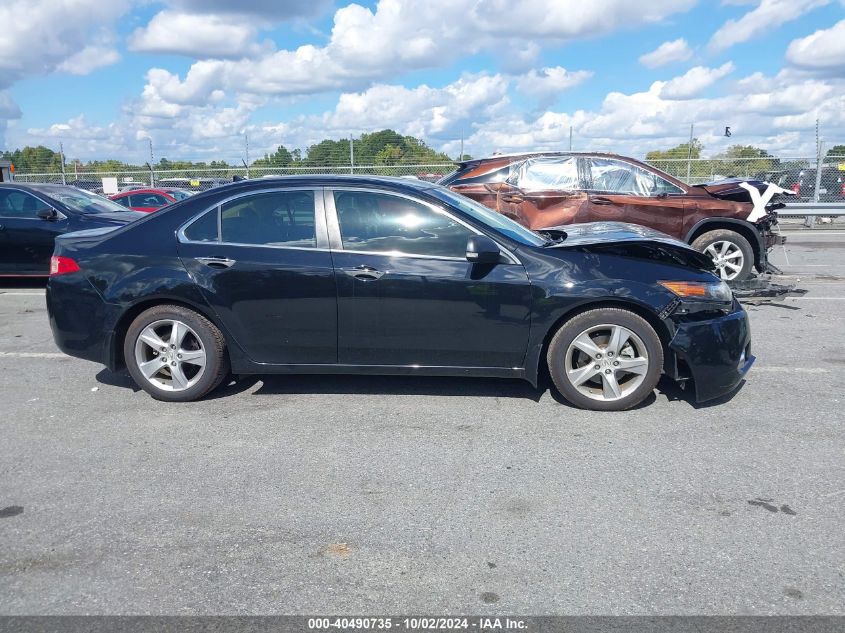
[508, 156, 580, 191]
[221, 190, 317, 248]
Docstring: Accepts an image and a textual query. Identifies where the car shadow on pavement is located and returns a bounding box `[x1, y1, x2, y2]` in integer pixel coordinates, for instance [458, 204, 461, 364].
[0, 278, 47, 290]
[656, 375, 746, 409]
[95, 369, 732, 410]
[212, 373, 547, 403]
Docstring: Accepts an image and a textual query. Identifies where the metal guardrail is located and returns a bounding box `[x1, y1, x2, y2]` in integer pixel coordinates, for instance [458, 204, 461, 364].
[781, 202, 844, 214]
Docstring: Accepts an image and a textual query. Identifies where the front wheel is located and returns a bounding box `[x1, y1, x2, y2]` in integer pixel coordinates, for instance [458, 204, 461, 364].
[124, 305, 229, 402]
[691, 229, 754, 281]
[547, 308, 664, 411]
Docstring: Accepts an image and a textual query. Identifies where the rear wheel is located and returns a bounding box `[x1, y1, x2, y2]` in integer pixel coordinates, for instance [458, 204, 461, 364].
[547, 308, 663, 411]
[124, 305, 229, 402]
[691, 229, 754, 281]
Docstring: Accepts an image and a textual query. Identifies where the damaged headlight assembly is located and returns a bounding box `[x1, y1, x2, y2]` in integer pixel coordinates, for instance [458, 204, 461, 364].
[658, 280, 734, 316]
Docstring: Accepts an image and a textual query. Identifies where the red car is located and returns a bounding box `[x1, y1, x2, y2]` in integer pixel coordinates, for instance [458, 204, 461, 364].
[109, 188, 192, 213]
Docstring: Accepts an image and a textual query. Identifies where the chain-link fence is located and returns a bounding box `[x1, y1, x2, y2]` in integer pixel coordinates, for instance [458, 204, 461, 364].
[11, 163, 457, 192]
[9, 151, 845, 227]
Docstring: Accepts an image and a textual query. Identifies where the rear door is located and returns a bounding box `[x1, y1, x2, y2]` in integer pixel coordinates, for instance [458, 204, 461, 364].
[582, 157, 687, 238]
[0, 188, 68, 275]
[501, 156, 589, 229]
[177, 187, 337, 364]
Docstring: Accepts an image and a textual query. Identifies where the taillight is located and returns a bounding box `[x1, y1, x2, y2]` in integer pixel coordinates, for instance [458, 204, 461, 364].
[50, 255, 80, 276]
[791, 183, 801, 194]
[841, 183, 845, 197]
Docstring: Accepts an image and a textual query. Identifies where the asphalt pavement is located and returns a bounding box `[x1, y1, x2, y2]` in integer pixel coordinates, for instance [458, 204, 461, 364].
[0, 230, 843, 615]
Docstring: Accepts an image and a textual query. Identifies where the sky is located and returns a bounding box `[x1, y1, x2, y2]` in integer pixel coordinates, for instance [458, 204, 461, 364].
[1, 0, 844, 164]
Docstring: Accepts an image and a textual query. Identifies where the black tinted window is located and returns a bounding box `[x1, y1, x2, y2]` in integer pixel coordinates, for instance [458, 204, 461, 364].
[334, 191, 472, 258]
[221, 190, 316, 247]
[184, 209, 219, 242]
[0, 190, 47, 218]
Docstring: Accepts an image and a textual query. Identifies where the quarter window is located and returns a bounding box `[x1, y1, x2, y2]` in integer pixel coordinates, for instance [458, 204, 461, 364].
[334, 191, 473, 258]
[183, 208, 219, 242]
[587, 158, 683, 196]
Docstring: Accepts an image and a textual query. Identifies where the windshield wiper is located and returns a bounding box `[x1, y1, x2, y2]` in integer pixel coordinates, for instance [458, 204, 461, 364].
[537, 229, 567, 246]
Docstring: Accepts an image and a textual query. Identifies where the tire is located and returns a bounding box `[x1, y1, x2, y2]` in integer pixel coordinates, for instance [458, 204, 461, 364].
[123, 305, 229, 402]
[691, 229, 754, 281]
[547, 308, 663, 411]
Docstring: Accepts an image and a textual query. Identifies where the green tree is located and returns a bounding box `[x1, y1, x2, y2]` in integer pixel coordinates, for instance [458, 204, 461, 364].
[645, 139, 704, 161]
[825, 145, 845, 158]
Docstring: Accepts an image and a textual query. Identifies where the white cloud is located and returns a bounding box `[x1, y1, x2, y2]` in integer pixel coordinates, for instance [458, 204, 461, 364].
[515, 67, 594, 107]
[129, 11, 266, 59]
[786, 19, 845, 73]
[659, 62, 735, 99]
[136, 0, 696, 111]
[709, 0, 831, 51]
[639, 39, 693, 68]
[0, 0, 128, 89]
[56, 45, 121, 76]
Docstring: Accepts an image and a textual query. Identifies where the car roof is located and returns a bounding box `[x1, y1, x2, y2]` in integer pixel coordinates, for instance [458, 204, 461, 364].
[0, 182, 90, 194]
[455, 151, 642, 169]
[189, 174, 439, 195]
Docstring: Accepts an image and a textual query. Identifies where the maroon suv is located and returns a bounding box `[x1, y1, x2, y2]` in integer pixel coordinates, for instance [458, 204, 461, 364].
[440, 152, 786, 281]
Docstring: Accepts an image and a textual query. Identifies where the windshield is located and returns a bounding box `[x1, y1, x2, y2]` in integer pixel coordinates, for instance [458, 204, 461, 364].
[426, 186, 546, 247]
[51, 188, 132, 214]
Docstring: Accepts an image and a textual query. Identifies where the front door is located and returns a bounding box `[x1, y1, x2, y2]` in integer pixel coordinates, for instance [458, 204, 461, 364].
[327, 188, 532, 368]
[582, 157, 687, 238]
[0, 188, 68, 274]
[177, 187, 337, 364]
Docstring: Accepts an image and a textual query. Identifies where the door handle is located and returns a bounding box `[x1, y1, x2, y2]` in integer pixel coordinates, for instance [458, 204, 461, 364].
[501, 195, 523, 204]
[589, 196, 614, 205]
[195, 256, 236, 269]
[342, 265, 384, 281]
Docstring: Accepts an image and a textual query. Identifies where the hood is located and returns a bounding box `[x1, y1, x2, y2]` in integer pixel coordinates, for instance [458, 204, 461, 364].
[692, 178, 795, 203]
[544, 221, 714, 271]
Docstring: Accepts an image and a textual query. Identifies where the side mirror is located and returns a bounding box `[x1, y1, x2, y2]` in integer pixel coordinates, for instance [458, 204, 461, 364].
[37, 208, 58, 221]
[466, 235, 502, 264]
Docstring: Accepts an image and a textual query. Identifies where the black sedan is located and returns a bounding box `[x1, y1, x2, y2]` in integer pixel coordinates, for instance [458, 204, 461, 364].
[47, 176, 754, 411]
[0, 183, 143, 276]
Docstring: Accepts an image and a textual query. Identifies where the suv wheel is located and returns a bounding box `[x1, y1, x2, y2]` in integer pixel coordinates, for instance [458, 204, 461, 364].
[691, 229, 754, 281]
[124, 305, 229, 402]
[547, 308, 663, 411]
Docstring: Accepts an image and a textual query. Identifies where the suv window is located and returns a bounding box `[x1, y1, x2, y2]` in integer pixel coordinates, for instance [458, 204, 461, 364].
[219, 190, 316, 247]
[508, 156, 579, 191]
[0, 189, 48, 218]
[333, 190, 473, 258]
[587, 158, 683, 196]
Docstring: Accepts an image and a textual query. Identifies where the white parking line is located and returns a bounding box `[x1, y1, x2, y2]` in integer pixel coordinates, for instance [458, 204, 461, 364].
[752, 367, 830, 373]
[0, 351, 66, 358]
[0, 292, 45, 296]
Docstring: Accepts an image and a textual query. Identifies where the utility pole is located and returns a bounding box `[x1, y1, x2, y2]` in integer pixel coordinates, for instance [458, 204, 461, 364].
[148, 138, 155, 187]
[349, 135, 355, 174]
[569, 126, 573, 151]
[59, 142, 67, 185]
[244, 133, 250, 179]
[460, 129, 464, 160]
[686, 123, 694, 182]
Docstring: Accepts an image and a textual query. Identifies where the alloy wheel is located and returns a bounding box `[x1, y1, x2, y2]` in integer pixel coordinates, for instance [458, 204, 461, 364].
[704, 240, 744, 281]
[133, 319, 207, 392]
[564, 324, 650, 402]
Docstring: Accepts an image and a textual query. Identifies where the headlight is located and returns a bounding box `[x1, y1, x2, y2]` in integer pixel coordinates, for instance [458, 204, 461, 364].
[658, 280, 733, 302]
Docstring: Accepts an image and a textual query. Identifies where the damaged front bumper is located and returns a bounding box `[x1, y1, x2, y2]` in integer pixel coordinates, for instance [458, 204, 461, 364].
[666, 301, 755, 402]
